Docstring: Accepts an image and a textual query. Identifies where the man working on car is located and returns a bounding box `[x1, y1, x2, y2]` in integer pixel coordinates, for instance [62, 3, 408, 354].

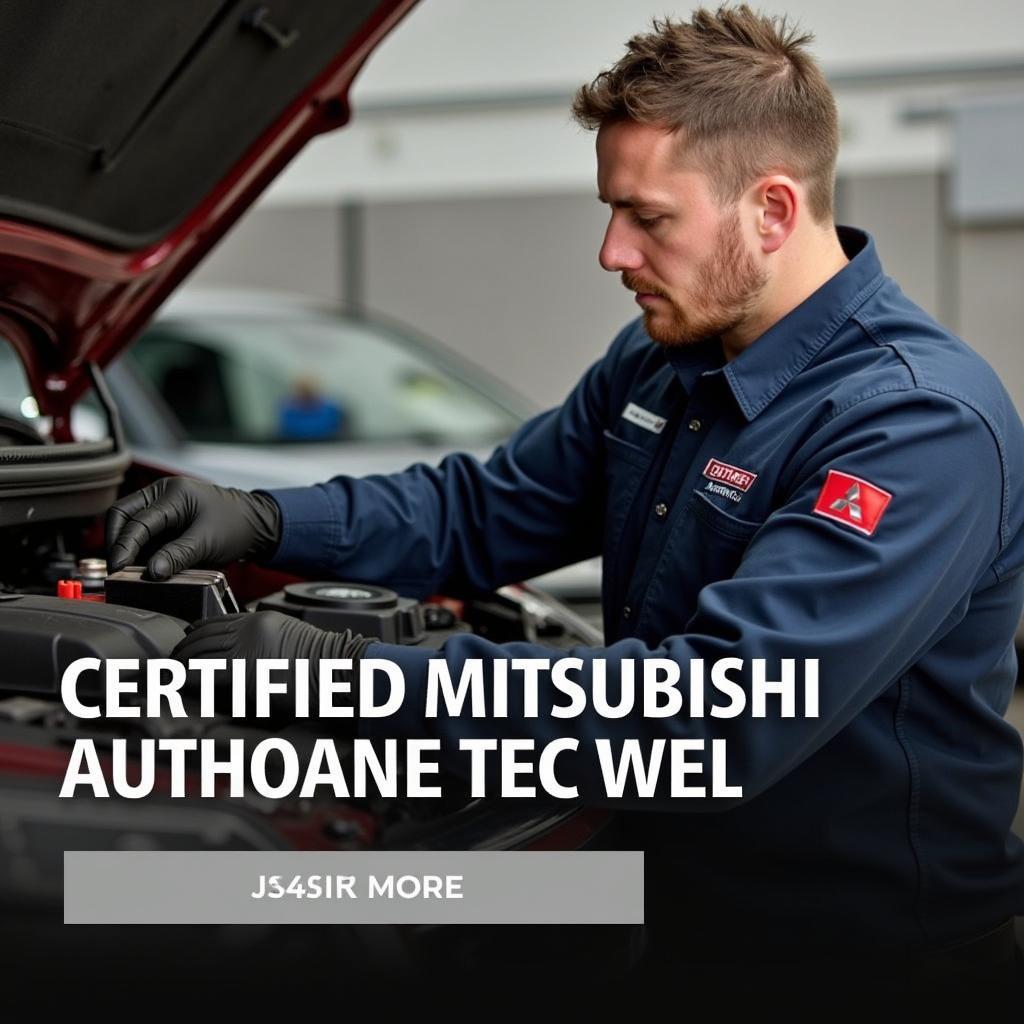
[107, 5, 1024, 995]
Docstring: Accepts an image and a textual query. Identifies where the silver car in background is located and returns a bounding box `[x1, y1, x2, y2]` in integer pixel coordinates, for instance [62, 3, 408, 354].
[104, 289, 603, 617]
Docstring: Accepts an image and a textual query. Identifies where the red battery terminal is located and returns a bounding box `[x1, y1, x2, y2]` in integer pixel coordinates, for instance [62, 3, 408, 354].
[57, 579, 83, 600]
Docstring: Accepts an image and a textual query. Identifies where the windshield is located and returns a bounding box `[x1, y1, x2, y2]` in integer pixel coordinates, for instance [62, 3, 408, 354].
[126, 312, 525, 447]
[0, 339, 108, 442]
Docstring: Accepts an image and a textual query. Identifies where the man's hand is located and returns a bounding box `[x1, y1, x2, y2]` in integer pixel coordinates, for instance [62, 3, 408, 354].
[106, 478, 282, 581]
[171, 610, 377, 719]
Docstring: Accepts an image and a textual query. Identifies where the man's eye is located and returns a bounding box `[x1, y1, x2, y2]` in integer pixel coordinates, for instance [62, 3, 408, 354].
[632, 213, 664, 228]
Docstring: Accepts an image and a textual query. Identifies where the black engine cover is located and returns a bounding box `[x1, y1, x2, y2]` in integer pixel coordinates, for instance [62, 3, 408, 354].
[0, 594, 186, 695]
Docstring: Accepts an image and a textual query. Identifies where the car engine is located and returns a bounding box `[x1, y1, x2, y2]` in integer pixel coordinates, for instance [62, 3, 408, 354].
[0, 388, 622, 980]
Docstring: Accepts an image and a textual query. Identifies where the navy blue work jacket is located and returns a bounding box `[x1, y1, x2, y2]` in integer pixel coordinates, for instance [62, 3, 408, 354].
[267, 227, 1024, 957]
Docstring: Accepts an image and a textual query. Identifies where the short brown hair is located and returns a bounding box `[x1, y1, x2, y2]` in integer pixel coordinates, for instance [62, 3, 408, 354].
[572, 5, 838, 222]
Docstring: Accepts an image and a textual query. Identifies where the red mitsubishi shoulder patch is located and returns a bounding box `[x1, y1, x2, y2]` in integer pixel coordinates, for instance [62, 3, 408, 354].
[812, 470, 892, 537]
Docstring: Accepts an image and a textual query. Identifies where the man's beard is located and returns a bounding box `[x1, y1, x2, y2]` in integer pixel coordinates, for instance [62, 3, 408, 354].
[624, 209, 768, 347]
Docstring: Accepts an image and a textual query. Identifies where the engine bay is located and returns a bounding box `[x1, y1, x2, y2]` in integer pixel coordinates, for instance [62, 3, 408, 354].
[0, 368, 619, 978]
[0, 507, 607, 886]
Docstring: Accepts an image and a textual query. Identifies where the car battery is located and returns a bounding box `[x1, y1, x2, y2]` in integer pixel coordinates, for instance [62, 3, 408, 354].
[104, 567, 240, 622]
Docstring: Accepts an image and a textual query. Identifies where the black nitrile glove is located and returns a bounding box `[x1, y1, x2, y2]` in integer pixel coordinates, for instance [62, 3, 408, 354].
[106, 478, 281, 581]
[171, 610, 377, 717]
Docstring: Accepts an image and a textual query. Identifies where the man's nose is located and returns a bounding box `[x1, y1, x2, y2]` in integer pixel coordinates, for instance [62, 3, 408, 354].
[598, 220, 643, 273]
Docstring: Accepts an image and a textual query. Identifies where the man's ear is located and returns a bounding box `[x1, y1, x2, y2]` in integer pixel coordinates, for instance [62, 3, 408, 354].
[754, 176, 798, 254]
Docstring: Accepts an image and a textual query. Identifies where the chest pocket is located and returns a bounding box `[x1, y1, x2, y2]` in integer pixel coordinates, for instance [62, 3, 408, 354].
[683, 489, 763, 589]
[625, 486, 768, 644]
[602, 428, 655, 570]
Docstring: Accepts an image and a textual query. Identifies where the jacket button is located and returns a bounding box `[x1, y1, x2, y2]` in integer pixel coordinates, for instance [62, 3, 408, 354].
[688, 418, 702, 432]
[622, 605, 632, 620]
[654, 502, 669, 520]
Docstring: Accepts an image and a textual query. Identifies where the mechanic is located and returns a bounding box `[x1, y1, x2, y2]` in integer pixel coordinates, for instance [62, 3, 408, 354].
[106, 5, 1024, 999]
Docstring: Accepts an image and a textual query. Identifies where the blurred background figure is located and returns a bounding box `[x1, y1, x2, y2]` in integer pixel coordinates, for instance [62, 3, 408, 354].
[277, 375, 346, 441]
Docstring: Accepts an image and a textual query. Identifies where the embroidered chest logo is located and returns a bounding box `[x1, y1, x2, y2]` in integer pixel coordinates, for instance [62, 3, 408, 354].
[812, 470, 891, 536]
[702, 458, 758, 503]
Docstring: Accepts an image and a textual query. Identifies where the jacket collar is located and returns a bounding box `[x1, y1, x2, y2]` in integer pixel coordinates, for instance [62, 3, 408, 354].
[662, 226, 886, 420]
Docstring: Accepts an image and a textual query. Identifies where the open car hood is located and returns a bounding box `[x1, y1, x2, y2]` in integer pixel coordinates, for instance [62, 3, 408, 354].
[0, 0, 416, 435]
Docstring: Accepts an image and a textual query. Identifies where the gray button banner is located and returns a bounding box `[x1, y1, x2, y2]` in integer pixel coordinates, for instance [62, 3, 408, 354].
[64, 850, 644, 924]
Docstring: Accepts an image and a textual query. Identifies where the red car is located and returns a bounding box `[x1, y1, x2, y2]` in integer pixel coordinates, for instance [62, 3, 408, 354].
[0, 1, 632, 988]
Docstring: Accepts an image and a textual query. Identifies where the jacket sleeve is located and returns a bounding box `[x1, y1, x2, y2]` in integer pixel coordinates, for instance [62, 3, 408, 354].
[261, 326, 640, 598]
[361, 389, 1011, 810]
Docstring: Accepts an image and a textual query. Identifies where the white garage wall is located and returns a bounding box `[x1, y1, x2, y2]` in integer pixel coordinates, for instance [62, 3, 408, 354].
[361, 193, 635, 409]
[189, 205, 343, 303]
[841, 173, 944, 320]
[957, 228, 1024, 415]
[352, 0, 1024, 101]
[261, 0, 1024, 205]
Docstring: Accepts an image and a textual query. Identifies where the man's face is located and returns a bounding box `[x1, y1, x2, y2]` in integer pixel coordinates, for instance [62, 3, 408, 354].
[596, 120, 768, 347]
